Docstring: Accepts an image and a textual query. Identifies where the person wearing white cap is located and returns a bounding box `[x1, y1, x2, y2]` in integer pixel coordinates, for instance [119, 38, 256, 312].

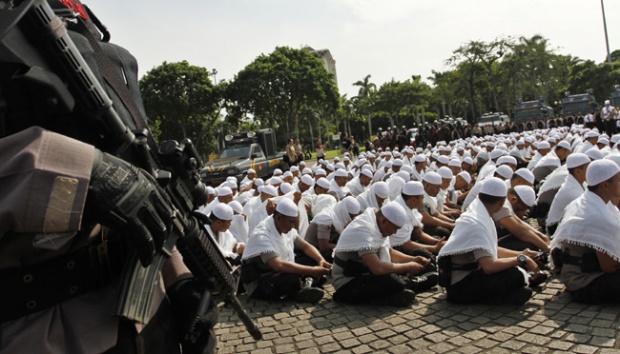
[241, 199, 331, 303]
[201, 186, 234, 216]
[328, 169, 351, 201]
[304, 197, 361, 262]
[356, 181, 389, 210]
[331, 202, 431, 306]
[438, 177, 542, 305]
[228, 200, 249, 244]
[314, 177, 331, 195]
[495, 186, 543, 249]
[461, 156, 477, 176]
[411, 155, 427, 182]
[235, 177, 261, 206]
[448, 171, 472, 207]
[551, 159, 620, 304]
[204, 204, 244, 265]
[383, 159, 404, 181]
[532, 141, 571, 183]
[296, 175, 315, 195]
[387, 171, 410, 201]
[246, 185, 279, 231]
[420, 172, 455, 237]
[240, 169, 257, 190]
[346, 168, 372, 197]
[436, 167, 461, 216]
[576, 131, 600, 154]
[477, 149, 505, 182]
[197, 186, 218, 214]
[282, 171, 294, 185]
[596, 137, 612, 155]
[527, 141, 551, 170]
[545, 153, 589, 236]
[391, 182, 447, 258]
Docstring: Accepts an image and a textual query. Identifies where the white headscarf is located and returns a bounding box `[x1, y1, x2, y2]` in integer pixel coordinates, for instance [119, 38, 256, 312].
[551, 191, 620, 261]
[346, 176, 367, 197]
[205, 225, 237, 259]
[229, 214, 249, 243]
[242, 215, 297, 262]
[310, 194, 338, 217]
[438, 198, 498, 258]
[312, 198, 355, 234]
[356, 182, 387, 210]
[334, 208, 391, 263]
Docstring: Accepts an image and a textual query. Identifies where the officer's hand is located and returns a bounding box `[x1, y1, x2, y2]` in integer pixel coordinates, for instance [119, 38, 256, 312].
[87, 150, 174, 266]
[167, 277, 219, 354]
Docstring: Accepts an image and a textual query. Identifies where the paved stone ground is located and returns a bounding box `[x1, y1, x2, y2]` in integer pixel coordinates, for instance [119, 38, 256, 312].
[214, 275, 620, 353]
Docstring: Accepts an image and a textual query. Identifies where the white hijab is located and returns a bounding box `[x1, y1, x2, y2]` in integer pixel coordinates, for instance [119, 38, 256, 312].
[551, 191, 620, 261]
[334, 208, 391, 263]
[242, 215, 297, 262]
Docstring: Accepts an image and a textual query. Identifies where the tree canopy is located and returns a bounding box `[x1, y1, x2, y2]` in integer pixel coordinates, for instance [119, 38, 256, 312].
[140, 61, 221, 158]
[225, 46, 340, 145]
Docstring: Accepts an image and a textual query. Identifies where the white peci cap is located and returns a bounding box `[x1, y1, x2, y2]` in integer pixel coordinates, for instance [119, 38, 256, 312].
[480, 177, 508, 197]
[423, 171, 442, 185]
[566, 153, 590, 169]
[276, 198, 299, 217]
[381, 201, 409, 228]
[403, 181, 424, 196]
[212, 203, 233, 221]
[513, 185, 536, 207]
[586, 159, 620, 186]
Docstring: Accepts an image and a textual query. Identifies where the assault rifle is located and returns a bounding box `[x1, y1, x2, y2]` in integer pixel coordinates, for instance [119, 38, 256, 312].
[0, 0, 261, 341]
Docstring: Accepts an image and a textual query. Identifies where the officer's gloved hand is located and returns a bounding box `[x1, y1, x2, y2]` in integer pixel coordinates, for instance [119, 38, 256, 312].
[87, 150, 174, 266]
[167, 277, 219, 354]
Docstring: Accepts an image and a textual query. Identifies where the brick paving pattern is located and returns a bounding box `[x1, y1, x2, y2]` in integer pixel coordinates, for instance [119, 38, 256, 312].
[215, 276, 620, 353]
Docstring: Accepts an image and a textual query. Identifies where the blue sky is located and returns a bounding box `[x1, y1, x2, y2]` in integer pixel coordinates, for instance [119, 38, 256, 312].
[90, 0, 620, 98]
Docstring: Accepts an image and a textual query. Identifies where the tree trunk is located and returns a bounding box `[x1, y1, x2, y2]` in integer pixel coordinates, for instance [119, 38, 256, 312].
[367, 114, 372, 136]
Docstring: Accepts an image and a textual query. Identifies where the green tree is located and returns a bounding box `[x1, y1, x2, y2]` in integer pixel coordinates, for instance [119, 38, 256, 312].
[353, 74, 377, 134]
[225, 46, 340, 145]
[371, 77, 432, 129]
[140, 61, 220, 158]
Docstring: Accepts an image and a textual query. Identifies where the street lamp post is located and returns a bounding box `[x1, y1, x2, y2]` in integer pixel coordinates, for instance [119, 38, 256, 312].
[601, 0, 612, 62]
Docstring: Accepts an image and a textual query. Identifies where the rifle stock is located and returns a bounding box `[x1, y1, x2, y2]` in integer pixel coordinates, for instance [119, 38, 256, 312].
[4, 0, 261, 339]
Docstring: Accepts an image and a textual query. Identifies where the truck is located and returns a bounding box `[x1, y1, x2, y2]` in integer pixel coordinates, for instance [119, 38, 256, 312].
[514, 100, 553, 131]
[561, 92, 598, 118]
[477, 112, 510, 128]
[200, 129, 286, 186]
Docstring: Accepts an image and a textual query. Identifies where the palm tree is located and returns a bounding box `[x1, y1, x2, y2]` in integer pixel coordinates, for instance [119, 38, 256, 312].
[353, 75, 377, 134]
